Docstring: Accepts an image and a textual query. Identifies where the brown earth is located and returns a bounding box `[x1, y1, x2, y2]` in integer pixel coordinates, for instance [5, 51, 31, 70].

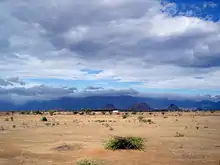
[0, 111, 220, 165]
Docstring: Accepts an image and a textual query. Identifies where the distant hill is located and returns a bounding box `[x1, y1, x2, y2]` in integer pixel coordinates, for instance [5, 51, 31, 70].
[130, 102, 152, 111]
[0, 95, 220, 111]
[104, 104, 116, 110]
[168, 104, 180, 111]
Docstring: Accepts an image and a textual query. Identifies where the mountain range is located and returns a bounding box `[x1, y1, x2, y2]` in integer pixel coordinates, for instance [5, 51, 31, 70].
[0, 95, 220, 111]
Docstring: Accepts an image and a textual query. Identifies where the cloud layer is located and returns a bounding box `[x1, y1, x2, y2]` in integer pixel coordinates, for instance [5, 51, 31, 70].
[0, 0, 220, 102]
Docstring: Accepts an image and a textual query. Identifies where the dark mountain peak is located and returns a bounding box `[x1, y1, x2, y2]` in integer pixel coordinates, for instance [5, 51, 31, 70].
[104, 104, 116, 110]
[168, 104, 180, 111]
[131, 102, 152, 111]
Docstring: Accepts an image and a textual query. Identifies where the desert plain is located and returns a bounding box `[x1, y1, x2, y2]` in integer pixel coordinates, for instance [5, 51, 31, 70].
[0, 111, 220, 165]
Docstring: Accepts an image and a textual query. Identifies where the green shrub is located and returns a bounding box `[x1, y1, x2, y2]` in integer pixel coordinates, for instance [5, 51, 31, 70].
[105, 136, 144, 150]
[76, 158, 104, 165]
[41, 116, 48, 122]
[49, 110, 55, 116]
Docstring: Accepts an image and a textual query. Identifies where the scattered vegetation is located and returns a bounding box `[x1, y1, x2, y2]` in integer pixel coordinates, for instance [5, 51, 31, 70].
[12, 124, 16, 128]
[76, 158, 104, 165]
[41, 116, 48, 122]
[105, 136, 144, 150]
[94, 120, 107, 123]
[137, 116, 154, 124]
[174, 132, 185, 137]
[142, 119, 154, 124]
[34, 110, 43, 115]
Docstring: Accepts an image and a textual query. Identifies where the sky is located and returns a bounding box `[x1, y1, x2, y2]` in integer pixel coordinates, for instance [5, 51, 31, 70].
[0, 0, 220, 103]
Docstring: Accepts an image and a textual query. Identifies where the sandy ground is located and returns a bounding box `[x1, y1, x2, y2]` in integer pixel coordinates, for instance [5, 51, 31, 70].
[0, 111, 220, 165]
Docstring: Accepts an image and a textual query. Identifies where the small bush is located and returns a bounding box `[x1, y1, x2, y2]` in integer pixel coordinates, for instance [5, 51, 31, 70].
[76, 158, 104, 165]
[105, 136, 144, 150]
[49, 110, 55, 116]
[73, 111, 78, 115]
[122, 113, 129, 119]
[131, 112, 137, 115]
[45, 122, 51, 126]
[5, 118, 9, 121]
[95, 120, 106, 123]
[10, 117, 14, 121]
[109, 127, 114, 131]
[138, 115, 144, 121]
[34, 110, 43, 115]
[142, 119, 154, 124]
[0, 126, 5, 131]
[101, 112, 106, 115]
[12, 124, 16, 128]
[174, 132, 184, 137]
[41, 116, 48, 122]
[79, 111, 84, 115]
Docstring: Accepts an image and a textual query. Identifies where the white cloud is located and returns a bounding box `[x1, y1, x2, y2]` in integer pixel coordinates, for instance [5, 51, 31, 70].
[0, 0, 220, 94]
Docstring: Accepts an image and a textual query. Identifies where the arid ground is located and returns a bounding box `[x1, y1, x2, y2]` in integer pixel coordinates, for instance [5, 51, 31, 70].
[0, 111, 220, 165]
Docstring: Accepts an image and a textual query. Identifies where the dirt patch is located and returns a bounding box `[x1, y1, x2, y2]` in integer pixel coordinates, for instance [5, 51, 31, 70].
[52, 143, 82, 152]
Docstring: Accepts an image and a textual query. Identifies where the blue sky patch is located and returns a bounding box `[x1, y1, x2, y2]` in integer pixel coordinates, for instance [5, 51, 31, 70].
[161, 0, 220, 21]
